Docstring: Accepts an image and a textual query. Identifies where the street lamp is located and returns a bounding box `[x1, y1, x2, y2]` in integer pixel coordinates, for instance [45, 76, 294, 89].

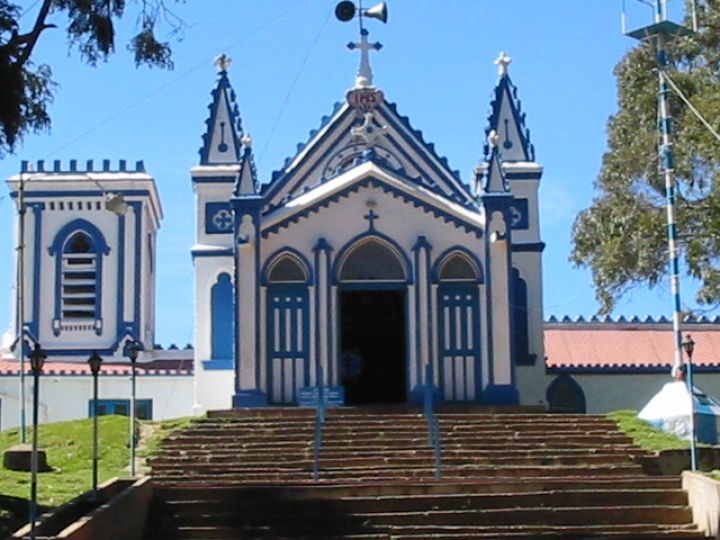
[28, 342, 46, 540]
[681, 334, 697, 471]
[87, 351, 103, 493]
[13, 167, 128, 443]
[125, 340, 142, 476]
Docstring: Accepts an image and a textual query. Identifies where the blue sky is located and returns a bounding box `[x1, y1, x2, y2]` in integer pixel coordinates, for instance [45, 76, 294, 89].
[0, 0, 710, 347]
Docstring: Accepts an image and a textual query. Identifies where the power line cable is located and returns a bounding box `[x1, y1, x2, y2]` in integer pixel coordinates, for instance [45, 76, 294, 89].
[257, 9, 332, 167]
[41, 0, 309, 160]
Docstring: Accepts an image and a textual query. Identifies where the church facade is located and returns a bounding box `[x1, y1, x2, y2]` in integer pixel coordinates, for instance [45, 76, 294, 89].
[191, 50, 547, 412]
[1, 40, 553, 427]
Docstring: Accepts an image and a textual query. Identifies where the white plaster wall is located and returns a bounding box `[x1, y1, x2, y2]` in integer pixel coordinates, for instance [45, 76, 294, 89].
[559, 373, 720, 414]
[193, 256, 234, 410]
[193, 370, 235, 414]
[512, 253, 545, 369]
[516, 362, 551, 407]
[0, 374, 194, 430]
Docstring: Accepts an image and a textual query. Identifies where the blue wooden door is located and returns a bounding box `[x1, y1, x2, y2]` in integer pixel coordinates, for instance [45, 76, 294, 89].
[267, 286, 310, 404]
[437, 284, 480, 401]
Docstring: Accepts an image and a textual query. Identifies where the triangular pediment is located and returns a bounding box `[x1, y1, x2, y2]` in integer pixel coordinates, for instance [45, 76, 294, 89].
[261, 160, 483, 239]
[262, 95, 474, 212]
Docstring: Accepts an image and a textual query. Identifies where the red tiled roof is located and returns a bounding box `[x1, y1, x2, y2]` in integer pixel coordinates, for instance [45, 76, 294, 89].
[545, 324, 720, 369]
[0, 358, 193, 376]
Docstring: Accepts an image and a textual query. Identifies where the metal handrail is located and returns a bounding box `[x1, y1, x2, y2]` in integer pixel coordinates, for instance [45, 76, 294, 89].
[423, 362, 442, 480]
[312, 365, 326, 481]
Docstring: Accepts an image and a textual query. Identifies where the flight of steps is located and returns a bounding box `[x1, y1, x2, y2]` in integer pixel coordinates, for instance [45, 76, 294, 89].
[144, 408, 707, 539]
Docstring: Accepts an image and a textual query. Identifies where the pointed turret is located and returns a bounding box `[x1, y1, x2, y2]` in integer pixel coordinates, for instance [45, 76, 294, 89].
[233, 135, 258, 197]
[483, 139, 510, 194]
[483, 52, 534, 163]
[199, 54, 243, 165]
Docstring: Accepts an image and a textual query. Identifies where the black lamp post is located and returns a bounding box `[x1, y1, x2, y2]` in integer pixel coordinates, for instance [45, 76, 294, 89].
[125, 340, 141, 476]
[681, 334, 697, 471]
[87, 351, 103, 492]
[28, 342, 46, 540]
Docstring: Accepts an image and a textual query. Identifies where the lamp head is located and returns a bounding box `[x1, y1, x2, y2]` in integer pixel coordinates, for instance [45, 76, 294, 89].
[29, 342, 46, 374]
[126, 340, 142, 363]
[88, 351, 103, 375]
[682, 334, 695, 357]
[105, 193, 128, 216]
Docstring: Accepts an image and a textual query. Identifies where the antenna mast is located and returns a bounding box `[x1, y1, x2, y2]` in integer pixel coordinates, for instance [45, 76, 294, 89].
[625, 0, 695, 469]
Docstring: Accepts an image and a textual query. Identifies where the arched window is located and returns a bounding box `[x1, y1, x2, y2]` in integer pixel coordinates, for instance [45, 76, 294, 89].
[512, 268, 531, 365]
[439, 253, 478, 281]
[211, 273, 233, 360]
[547, 374, 586, 413]
[339, 239, 405, 281]
[269, 256, 307, 283]
[61, 232, 98, 320]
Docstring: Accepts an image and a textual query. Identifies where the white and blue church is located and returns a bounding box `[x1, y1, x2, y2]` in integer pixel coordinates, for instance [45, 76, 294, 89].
[191, 44, 546, 410]
[2, 33, 550, 423]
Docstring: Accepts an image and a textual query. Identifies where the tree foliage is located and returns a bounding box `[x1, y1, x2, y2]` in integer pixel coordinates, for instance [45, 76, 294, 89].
[0, 0, 183, 156]
[571, 0, 720, 314]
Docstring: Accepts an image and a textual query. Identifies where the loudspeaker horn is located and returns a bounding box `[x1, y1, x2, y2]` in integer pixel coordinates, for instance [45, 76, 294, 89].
[364, 2, 388, 23]
[335, 1, 356, 22]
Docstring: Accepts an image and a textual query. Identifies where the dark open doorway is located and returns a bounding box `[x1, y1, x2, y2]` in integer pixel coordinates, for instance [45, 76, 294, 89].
[340, 289, 407, 404]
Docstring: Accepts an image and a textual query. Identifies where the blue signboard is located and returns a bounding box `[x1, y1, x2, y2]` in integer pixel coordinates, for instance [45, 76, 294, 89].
[298, 386, 345, 407]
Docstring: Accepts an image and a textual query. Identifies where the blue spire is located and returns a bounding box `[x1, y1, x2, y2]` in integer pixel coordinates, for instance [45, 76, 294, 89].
[199, 55, 244, 165]
[483, 52, 534, 163]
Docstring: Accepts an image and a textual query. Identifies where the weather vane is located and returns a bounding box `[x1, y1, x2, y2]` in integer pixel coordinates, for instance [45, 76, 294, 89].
[335, 1, 388, 89]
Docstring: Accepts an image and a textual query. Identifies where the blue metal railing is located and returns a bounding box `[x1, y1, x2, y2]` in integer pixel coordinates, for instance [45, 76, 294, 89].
[423, 362, 442, 480]
[312, 365, 326, 481]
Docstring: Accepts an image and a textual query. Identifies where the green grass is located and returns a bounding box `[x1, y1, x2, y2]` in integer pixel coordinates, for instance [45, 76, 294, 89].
[608, 409, 690, 451]
[0, 416, 132, 506]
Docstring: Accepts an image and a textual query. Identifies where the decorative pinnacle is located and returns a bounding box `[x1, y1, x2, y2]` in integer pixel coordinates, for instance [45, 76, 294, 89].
[494, 51, 512, 76]
[214, 53, 232, 73]
[348, 28, 382, 88]
[487, 129, 499, 149]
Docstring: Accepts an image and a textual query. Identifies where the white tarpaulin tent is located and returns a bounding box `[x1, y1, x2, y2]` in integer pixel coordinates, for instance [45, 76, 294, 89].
[639, 381, 720, 444]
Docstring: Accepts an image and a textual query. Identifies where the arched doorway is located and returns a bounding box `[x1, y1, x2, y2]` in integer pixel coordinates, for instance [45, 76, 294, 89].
[337, 237, 409, 405]
[265, 253, 311, 404]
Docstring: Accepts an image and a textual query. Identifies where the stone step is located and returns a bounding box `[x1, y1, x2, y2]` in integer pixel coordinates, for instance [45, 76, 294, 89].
[153, 476, 688, 498]
[161, 489, 689, 514]
[150, 453, 636, 469]
[165, 504, 693, 527]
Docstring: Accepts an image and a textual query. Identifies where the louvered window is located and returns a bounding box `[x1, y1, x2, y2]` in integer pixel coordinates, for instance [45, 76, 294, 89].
[62, 232, 97, 319]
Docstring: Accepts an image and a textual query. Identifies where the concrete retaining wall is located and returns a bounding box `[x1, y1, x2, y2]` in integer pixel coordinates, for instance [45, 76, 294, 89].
[683, 471, 720, 538]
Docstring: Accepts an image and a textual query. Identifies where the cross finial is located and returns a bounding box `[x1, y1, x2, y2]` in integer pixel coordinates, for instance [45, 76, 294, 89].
[214, 53, 232, 73]
[494, 51, 512, 76]
[348, 28, 382, 88]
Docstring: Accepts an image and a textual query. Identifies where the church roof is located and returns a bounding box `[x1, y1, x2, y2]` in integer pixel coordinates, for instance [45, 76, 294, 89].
[261, 96, 473, 212]
[0, 358, 193, 376]
[545, 319, 720, 371]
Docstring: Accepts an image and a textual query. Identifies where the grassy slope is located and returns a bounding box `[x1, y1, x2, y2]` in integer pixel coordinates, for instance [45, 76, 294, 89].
[607, 409, 690, 451]
[0, 416, 131, 507]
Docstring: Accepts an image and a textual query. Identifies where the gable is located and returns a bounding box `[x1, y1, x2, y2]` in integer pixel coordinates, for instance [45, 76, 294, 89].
[261, 161, 483, 240]
[262, 95, 474, 212]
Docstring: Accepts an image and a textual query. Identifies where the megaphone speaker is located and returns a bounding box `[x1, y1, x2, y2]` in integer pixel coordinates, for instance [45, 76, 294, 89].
[364, 2, 388, 23]
[335, 1, 357, 22]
